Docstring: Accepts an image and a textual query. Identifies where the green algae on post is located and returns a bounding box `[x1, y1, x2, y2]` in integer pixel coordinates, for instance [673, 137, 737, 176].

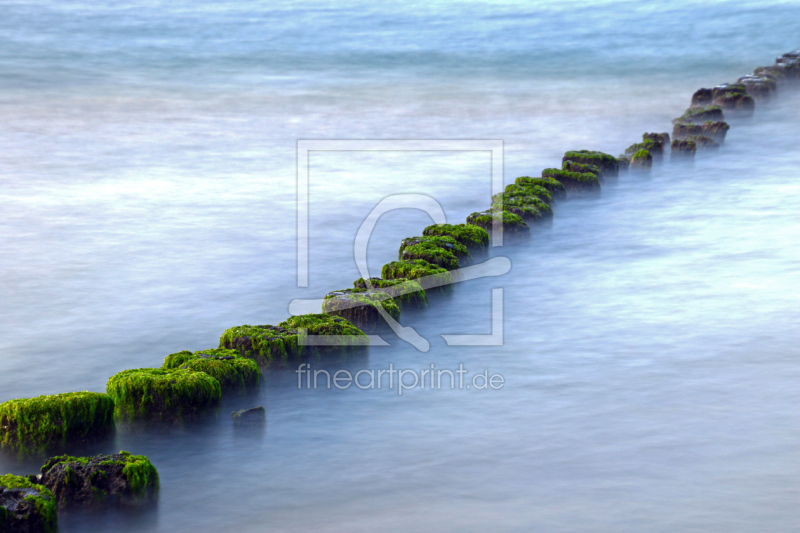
[514, 176, 566, 199]
[561, 150, 620, 178]
[106, 368, 221, 422]
[0, 392, 114, 457]
[673, 105, 725, 124]
[277, 313, 368, 353]
[466, 209, 530, 235]
[397, 235, 469, 270]
[219, 324, 299, 363]
[162, 349, 260, 394]
[541, 168, 601, 192]
[322, 288, 401, 331]
[629, 149, 652, 171]
[421, 223, 489, 252]
[353, 277, 428, 308]
[381, 259, 454, 290]
[0, 474, 57, 533]
[39, 450, 159, 509]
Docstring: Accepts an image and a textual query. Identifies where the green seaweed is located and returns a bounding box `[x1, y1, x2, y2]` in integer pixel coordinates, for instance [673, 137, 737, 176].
[219, 324, 299, 363]
[278, 313, 368, 352]
[421, 223, 489, 251]
[561, 150, 620, 178]
[541, 168, 601, 190]
[504, 183, 553, 204]
[0, 474, 57, 533]
[629, 149, 653, 169]
[41, 450, 159, 498]
[466, 209, 530, 234]
[0, 392, 114, 457]
[106, 368, 221, 422]
[514, 176, 566, 199]
[490, 191, 552, 221]
[162, 349, 260, 394]
[381, 259, 454, 290]
[353, 277, 428, 308]
[397, 235, 469, 270]
[674, 105, 724, 124]
[323, 288, 401, 319]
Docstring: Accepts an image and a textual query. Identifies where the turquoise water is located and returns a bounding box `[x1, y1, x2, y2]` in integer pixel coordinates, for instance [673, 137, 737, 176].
[1, 1, 798, 531]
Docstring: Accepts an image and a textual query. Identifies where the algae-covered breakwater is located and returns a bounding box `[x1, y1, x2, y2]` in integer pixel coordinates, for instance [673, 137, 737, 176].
[1, 48, 798, 531]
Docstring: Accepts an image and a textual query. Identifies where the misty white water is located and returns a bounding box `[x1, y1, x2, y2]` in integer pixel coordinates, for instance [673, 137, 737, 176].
[1, 1, 798, 531]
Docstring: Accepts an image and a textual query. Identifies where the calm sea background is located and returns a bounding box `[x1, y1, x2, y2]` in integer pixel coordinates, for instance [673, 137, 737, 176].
[1, 1, 799, 531]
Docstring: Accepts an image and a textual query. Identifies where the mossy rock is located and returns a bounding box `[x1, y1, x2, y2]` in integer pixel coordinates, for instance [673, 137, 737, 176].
[737, 75, 776, 98]
[162, 349, 260, 394]
[541, 168, 600, 192]
[106, 368, 221, 422]
[466, 210, 530, 235]
[353, 277, 427, 308]
[643, 132, 670, 146]
[381, 259, 453, 291]
[670, 139, 697, 159]
[219, 324, 299, 364]
[686, 135, 719, 151]
[701, 121, 729, 144]
[710, 87, 754, 115]
[0, 474, 57, 533]
[561, 150, 619, 178]
[38, 450, 158, 509]
[629, 149, 652, 171]
[514, 176, 566, 199]
[398, 235, 470, 270]
[691, 88, 713, 107]
[673, 105, 725, 124]
[322, 288, 401, 332]
[753, 66, 786, 83]
[562, 161, 603, 180]
[421, 223, 489, 252]
[617, 155, 630, 172]
[624, 139, 662, 161]
[490, 191, 552, 221]
[0, 392, 114, 457]
[231, 406, 265, 427]
[672, 122, 702, 141]
[277, 314, 368, 353]
[504, 183, 553, 205]
[711, 83, 747, 99]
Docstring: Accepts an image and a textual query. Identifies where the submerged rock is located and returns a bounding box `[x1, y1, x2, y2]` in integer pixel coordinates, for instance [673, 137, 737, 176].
[629, 149, 652, 171]
[38, 451, 158, 510]
[0, 474, 56, 533]
[421, 223, 489, 252]
[398, 235, 470, 270]
[673, 122, 703, 141]
[670, 139, 697, 159]
[541, 168, 600, 193]
[711, 84, 754, 115]
[162, 349, 260, 394]
[322, 288, 401, 331]
[231, 406, 265, 427]
[381, 259, 453, 290]
[616, 155, 630, 172]
[701, 121, 730, 144]
[466, 210, 530, 236]
[0, 392, 114, 457]
[106, 368, 221, 422]
[561, 150, 619, 178]
[690, 88, 713, 107]
[514, 176, 566, 199]
[643, 132, 670, 146]
[687, 135, 719, 151]
[353, 277, 427, 308]
[219, 325, 299, 363]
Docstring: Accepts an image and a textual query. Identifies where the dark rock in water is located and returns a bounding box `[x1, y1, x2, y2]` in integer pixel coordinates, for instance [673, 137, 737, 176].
[673, 105, 725, 124]
[322, 288, 400, 331]
[688, 135, 719, 151]
[625, 138, 663, 162]
[514, 176, 566, 200]
[616, 155, 630, 172]
[0, 474, 57, 533]
[673, 122, 702, 141]
[220, 324, 299, 363]
[711, 84, 754, 115]
[753, 66, 786, 84]
[38, 451, 158, 510]
[466, 210, 530, 235]
[542, 168, 600, 193]
[671, 139, 697, 159]
[629, 149, 652, 171]
[711, 83, 747, 99]
[737, 75, 776, 99]
[643, 132, 670, 146]
[691, 88, 713, 107]
[398, 235, 470, 269]
[701, 121, 730, 144]
[353, 277, 427, 308]
[421, 223, 489, 252]
[775, 52, 800, 78]
[561, 150, 619, 178]
[231, 406, 265, 427]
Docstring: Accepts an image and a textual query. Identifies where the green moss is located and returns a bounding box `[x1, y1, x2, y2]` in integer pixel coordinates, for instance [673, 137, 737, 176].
[542, 168, 600, 191]
[381, 259, 454, 291]
[466, 209, 530, 234]
[624, 139, 660, 157]
[630, 149, 653, 170]
[421, 223, 489, 251]
[41, 450, 158, 498]
[674, 105, 724, 124]
[504, 183, 553, 204]
[353, 277, 428, 308]
[514, 176, 566, 199]
[106, 368, 221, 422]
[561, 150, 620, 178]
[490, 191, 552, 221]
[397, 235, 469, 270]
[323, 288, 401, 319]
[562, 161, 603, 178]
[219, 324, 299, 363]
[162, 349, 260, 394]
[278, 314, 368, 352]
[0, 474, 57, 533]
[0, 392, 114, 457]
